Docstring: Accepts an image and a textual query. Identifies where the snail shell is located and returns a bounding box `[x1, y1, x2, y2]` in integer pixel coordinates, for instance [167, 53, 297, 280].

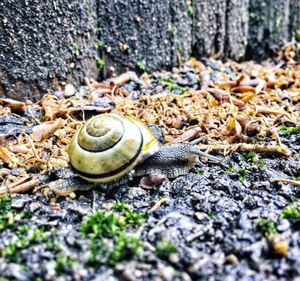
[68, 113, 159, 183]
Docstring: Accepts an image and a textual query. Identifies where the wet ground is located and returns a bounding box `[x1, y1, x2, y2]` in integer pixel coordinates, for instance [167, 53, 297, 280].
[0, 131, 299, 281]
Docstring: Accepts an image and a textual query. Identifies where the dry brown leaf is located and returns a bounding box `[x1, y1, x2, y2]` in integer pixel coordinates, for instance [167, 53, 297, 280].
[0, 98, 26, 115]
[41, 94, 63, 120]
[31, 118, 63, 142]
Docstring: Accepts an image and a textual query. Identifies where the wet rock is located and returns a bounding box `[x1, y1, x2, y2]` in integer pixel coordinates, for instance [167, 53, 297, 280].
[4, 263, 29, 281]
[29, 202, 42, 212]
[11, 197, 31, 209]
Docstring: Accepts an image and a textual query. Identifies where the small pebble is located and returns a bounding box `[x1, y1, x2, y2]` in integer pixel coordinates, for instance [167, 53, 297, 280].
[64, 84, 77, 97]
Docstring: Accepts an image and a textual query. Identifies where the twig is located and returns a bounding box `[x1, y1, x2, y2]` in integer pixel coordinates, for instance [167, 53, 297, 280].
[272, 178, 300, 186]
[195, 143, 292, 157]
[148, 198, 170, 212]
[0, 176, 39, 195]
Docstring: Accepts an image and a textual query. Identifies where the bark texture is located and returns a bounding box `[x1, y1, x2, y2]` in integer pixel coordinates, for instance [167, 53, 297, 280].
[0, 0, 299, 100]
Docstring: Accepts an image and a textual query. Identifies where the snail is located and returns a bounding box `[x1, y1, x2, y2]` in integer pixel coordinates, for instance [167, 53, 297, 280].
[49, 113, 221, 195]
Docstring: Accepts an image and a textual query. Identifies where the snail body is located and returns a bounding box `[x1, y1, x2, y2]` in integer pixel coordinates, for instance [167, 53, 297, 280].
[64, 112, 221, 193]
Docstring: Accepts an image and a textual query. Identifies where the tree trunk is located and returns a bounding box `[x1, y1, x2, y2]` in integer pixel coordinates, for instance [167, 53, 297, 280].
[0, 0, 298, 100]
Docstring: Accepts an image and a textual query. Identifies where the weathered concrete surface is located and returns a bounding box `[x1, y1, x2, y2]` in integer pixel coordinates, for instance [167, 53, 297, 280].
[0, 0, 299, 100]
[0, 0, 98, 101]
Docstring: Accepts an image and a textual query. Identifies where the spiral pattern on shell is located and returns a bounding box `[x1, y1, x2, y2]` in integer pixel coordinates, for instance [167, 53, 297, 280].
[68, 113, 159, 183]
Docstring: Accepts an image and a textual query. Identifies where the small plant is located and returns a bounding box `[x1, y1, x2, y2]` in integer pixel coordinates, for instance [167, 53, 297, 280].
[72, 43, 80, 58]
[242, 151, 258, 163]
[1, 228, 49, 263]
[155, 240, 177, 258]
[280, 204, 300, 222]
[96, 58, 105, 70]
[55, 254, 78, 275]
[229, 166, 249, 182]
[160, 77, 187, 95]
[136, 59, 147, 71]
[80, 210, 125, 239]
[0, 196, 29, 231]
[80, 202, 145, 266]
[112, 201, 147, 226]
[257, 161, 266, 169]
[187, 6, 193, 17]
[278, 125, 300, 137]
[167, 27, 177, 38]
[193, 169, 204, 175]
[295, 29, 300, 42]
[109, 235, 142, 265]
[257, 218, 277, 236]
[237, 167, 249, 182]
[0, 195, 12, 215]
[95, 40, 104, 48]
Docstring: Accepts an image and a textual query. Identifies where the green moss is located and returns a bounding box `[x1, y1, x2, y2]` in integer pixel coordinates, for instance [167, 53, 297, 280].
[257, 161, 266, 169]
[257, 218, 277, 236]
[155, 240, 176, 258]
[55, 254, 78, 275]
[96, 58, 105, 70]
[109, 235, 142, 265]
[72, 43, 80, 58]
[80, 210, 125, 239]
[242, 151, 258, 163]
[80, 203, 145, 266]
[295, 29, 300, 42]
[208, 211, 215, 218]
[166, 27, 177, 38]
[160, 77, 187, 95]
[228, 165, 249, 182]
[278, 125, 300, 137]
[0, 195, 12, 215]
[187, 6, 193, 17]
[112, 201, 147, 226]
[0, 196, 30, 231]
[193, 170, 204, 175]
[1, 228, 49, 263]
[95, 40, 104, 48]
[136, 59, 147, 71]
[237, 167, 249, 181]
[280, 205, 300, 222]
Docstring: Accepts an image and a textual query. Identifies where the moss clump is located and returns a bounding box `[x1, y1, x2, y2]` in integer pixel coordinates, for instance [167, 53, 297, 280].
[160, 77, 187, 95]
[0, 196, 29, 231]
[1, 228, 48, 263]
[257, 218, 277, 236]
[112, 201, 147, 226]
[136, 59, 147, 71]
[96, 58, 105, 70]
[278, 125, 300, 137]
[280, 204, 300, 223]
[155, 240, 177, 259]
[55, 254, 78, 275]
[80, 202, 145, 266]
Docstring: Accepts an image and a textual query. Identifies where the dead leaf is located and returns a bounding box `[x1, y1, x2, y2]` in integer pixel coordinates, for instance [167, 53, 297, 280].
[0, 98, 26, 115]
[31, 118, 63, 142]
